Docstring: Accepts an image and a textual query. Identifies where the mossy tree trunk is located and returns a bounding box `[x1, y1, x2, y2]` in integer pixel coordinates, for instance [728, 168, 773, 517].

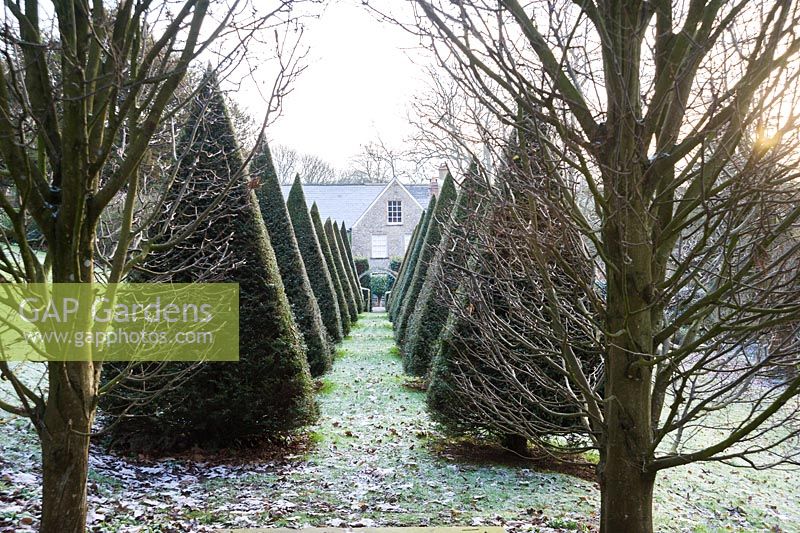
[0, 2, 216, 531]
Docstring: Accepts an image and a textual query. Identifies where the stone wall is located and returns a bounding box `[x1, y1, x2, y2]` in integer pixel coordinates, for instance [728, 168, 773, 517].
[351, 181, 424, 269]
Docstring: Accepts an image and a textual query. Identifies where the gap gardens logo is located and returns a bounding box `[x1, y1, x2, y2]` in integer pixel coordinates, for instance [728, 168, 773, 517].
[0, 283, 239, 361]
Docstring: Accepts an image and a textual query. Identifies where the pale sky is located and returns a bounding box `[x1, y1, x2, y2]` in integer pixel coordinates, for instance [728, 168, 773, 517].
[235, 0, 428, 171]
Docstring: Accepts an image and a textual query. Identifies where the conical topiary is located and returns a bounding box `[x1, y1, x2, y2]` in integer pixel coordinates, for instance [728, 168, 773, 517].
[389, 207, 429, 320]
[333, 221, 363, 311]
[339, 222, 364, 309]
[403, 165, 484, 375]
[325, 218, 359, 322]
[287, 176, 344, 344]
[427, 116, 600, 451]
[340, 222, 356, 272]
[389, 200, 434, 322]
[101, 71, 317, 447]
[395, 174, 457, 345]
[388, 218, 421, 313]
[311, 202, 352, 335]
[251, 140, 333, 376]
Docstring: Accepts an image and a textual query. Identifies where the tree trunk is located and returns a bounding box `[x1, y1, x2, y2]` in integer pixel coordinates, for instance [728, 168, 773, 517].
[599, 446, 656, 533]
[37, 169, 100, 531]
[501, 433, 529, 456]
[39, 361, 97, 533]
[599, 234, 657, 533]
[41, 430, 90, 533]
[600, 164, 657, 532]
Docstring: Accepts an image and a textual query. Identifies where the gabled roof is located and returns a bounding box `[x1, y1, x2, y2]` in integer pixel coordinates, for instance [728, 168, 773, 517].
[352, 179, 423, 229]
[280, 182, 432, 228]
[405, 184, 433, 208]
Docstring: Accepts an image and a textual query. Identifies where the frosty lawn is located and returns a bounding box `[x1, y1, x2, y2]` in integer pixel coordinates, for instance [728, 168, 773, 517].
[1, 313, 798, 532]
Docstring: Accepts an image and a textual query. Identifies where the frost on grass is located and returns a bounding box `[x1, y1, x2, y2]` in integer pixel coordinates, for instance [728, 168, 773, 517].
[1, 314, 799, 532]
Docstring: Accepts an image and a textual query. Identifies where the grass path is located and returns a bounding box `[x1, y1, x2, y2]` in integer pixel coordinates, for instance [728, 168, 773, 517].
[198, 312, 598, 530]
[2, 312, 799, 532]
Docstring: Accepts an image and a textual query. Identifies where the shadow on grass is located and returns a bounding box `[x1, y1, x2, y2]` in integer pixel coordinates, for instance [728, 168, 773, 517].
[428, 436, 598, 482]
[99, 421, 315, 466]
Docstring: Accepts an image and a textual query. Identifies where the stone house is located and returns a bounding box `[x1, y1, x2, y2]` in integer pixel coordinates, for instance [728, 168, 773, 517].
[281, 167, 445, 270]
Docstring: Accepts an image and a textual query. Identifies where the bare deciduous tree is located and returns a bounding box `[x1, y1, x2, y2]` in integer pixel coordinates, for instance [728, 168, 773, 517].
[395, 1, 800, 531]
[270, 143, 337, 183]
[0, 2, 309, 531]
[406, 65, 501, 177]
[344, 136, 412, 183]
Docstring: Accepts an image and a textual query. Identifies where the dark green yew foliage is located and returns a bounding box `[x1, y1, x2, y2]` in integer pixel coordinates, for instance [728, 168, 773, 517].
[311, 203, 352, 335]
[102, 72, 317, 448]
[251, 141, 333, 376]
[325, 218, 359, 322]
[287, 177, 344, 344]
[425, 252, 531, 442]
[427, 120, 600, 449]
[362, 287, 372, 312]
[388, 256, 402, 274]
[395, 174, 457, 347]
[339, 221, 363, 308]
[356, 258, 371, 309]
[426, 292, 481, 434]
[403, 167, 483, 375]
[334, 221, 363, 311]
[354, 257, 370, 288]
[426, 248, 597, 446]
[388, 222, 421, 316]
[389, 203, 432, 322]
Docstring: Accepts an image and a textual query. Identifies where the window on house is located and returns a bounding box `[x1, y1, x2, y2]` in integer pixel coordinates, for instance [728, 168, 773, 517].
[387, 200, 402, 224]
[404, 234, 412, 253]
[371, 234, 388, 258]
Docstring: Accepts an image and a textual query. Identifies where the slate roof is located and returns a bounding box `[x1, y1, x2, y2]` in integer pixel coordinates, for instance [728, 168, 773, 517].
[280, 183, 432, 228]
[406, 185, 433, 208]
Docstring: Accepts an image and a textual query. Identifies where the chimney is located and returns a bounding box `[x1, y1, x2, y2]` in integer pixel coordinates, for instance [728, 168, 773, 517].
[432, 162, 447, 197]
[438, 162, 449, 181]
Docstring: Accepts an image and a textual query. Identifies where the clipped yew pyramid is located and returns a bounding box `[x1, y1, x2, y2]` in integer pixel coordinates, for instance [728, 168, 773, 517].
[251, 140, 333, 376]
[403, 164, 484, 375]
[333, 220, 364, 311]
[395, 174, 458, 346]
[427, 118, 600, 449]
[339, 222, 358, 277]
[311, 202, 352, 335]
[286, 176, 344, 343]
[102, 71, 317, 447]
[388, 217, 422, 313]
[325, 218, 359, 321]
[389, 200, 435, 322]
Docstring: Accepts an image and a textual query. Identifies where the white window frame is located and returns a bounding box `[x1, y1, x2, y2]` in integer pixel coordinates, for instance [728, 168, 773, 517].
[371, 234, 388, 258]
[387, 200, 402, 225]
[403, 234, 413, 253]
